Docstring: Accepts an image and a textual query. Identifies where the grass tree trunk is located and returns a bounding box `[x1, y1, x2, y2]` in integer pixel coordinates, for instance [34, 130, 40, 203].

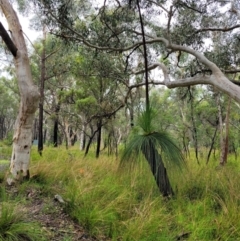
[142, 141, 174, 197]
[0, 0, 40, 182]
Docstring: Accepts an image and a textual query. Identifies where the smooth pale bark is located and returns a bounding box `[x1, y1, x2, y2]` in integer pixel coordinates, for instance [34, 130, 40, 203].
[135, 37, 240, 104]
[79, 122, 86, 151]
[0, 0, 40, 182]
[64, 121, 76, 148]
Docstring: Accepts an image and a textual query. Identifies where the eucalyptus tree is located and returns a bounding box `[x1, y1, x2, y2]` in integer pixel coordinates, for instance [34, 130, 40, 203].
[32, 0, 240, 190]
[34, 0, 240, 105]
[0, 0, 39, 183]
[30, 34, 73, 148]
[63, 47, 126, 157]
[35, 0, 186, 194]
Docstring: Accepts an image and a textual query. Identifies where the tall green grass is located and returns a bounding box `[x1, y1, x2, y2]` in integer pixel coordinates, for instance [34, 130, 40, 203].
[4, 144, 240, 240]
[0, 201, 45, 241]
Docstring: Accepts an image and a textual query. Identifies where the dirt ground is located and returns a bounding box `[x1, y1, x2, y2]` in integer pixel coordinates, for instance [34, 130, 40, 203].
[6, 184, 106, 241]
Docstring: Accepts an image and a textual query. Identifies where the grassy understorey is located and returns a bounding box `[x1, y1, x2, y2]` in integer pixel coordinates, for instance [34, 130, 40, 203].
[1, 144, 240, 240]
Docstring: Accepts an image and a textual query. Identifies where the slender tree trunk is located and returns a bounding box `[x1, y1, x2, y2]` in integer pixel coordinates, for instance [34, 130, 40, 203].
[220, 97, 231, 165]
[38, 25, 46, 156]
[96, 119, 102, 158]
[0, 116, 4, 140]
[32, 118, 38, 140]
[189, 91, 199, 164]
[182, 132, 190, 158]
[129, 102, 134, 128]
[0, 1, 40, 183]
[43, 127, 47, 143]
[206, 126, 218, 165]
[64, 122, 70, 149]
[53, 118, 58, 147]
[53, 103, 60, 147]
[84, 126, 98, 157]
[79, 123, 86, 151]
[137, 0, 149, 111]
[216, 93, 231, 166]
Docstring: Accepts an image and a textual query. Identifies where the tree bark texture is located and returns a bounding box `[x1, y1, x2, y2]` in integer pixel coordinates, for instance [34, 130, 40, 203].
[142, 141, 174, 197]
[0, 0, 40, 181]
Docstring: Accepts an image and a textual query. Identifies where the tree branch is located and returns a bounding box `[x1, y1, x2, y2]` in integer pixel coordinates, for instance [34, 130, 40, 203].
[0, 22, 17, 57]
[194, 25, 240, 34]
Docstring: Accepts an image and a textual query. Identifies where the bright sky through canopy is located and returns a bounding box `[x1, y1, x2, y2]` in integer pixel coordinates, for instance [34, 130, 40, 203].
[0, 8, 39, 43]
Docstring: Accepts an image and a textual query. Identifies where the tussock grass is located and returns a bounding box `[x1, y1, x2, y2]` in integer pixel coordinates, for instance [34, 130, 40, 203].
[0, 202, 45, 241]
[3, 144, 240, 240]
[30, 147, 240, 240]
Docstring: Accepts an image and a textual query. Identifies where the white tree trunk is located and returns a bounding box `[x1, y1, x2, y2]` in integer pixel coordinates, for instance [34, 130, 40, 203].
[0, 0, 40, 182]
[79, 123, 86, 151]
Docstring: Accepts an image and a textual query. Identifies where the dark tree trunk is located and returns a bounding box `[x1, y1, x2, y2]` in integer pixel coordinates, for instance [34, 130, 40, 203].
[206, 126, 218, 165]
[84, 127, 98, 157]
[38, 103, 43, 153]
[38, 26, 46, 156]
[96, 119, 102, 158]
[189, 89, 199, 164]
[0, 116, 4, 140]
[142, 141, 174, 197]
[85, 137, 93, 156]
[53, 118, 58, 147]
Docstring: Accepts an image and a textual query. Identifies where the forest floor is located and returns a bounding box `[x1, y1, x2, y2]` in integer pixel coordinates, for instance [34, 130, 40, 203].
[6, 183, 107, 241]
[0, 159, 104, 241]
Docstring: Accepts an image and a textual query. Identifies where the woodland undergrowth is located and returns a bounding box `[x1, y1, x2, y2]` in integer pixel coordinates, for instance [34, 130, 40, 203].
[1, 144, 240, 240]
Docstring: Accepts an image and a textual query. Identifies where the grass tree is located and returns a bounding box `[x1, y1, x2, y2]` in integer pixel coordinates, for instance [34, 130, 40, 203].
[121, 107, 184, 197]
[120, 0, 184, 197]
